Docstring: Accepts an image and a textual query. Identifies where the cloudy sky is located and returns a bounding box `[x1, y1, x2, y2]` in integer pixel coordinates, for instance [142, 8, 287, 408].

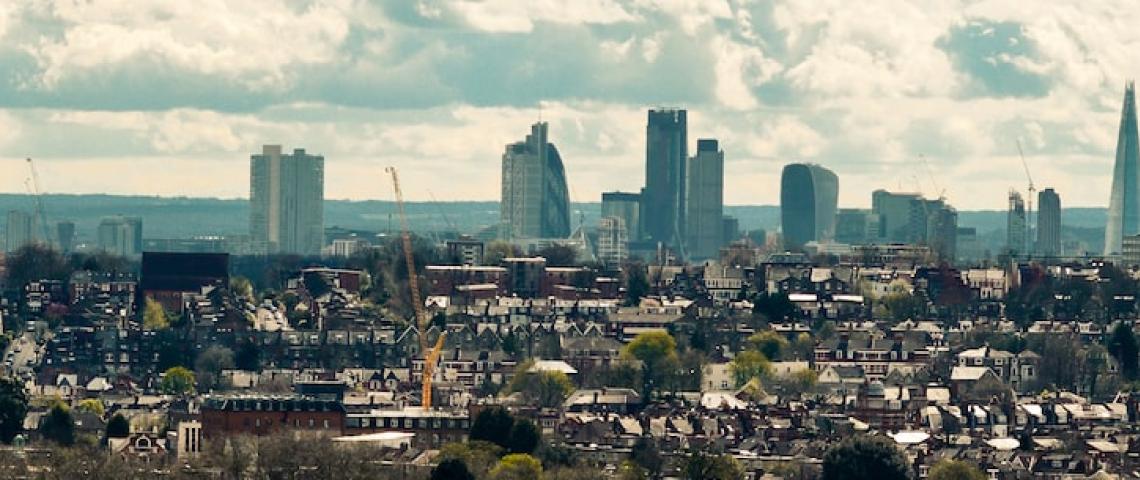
[0, 0, 1136, 209]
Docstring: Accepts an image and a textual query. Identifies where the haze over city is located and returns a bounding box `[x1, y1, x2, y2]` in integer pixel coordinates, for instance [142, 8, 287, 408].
[0, 1, 1138, 208]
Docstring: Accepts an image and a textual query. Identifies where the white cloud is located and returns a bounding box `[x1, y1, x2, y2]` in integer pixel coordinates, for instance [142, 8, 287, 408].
[448, 0, 637, 33]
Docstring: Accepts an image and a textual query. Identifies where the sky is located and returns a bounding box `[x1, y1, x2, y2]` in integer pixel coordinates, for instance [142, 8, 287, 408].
[0, 0, 1136, 209]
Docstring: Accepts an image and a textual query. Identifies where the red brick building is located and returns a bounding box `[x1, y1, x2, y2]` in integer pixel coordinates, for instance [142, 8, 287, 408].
[201, 396, 345, 437]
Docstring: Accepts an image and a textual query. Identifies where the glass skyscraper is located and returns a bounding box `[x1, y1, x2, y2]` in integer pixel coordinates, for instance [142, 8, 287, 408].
[499, 122, 571, 240]
[1037, 188, 1061, 258]
[642, 109, 687, 251]
[780, 163, 838, 251]
[685, 139, 724, 260]
[1106, 81, 1140, 255]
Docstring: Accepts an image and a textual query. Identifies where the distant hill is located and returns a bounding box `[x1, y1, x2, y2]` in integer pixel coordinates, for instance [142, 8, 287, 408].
[0, 194, 1106, 254]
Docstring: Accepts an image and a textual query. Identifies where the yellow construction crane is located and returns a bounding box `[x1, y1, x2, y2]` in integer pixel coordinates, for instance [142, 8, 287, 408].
[385, 166, 446, 410]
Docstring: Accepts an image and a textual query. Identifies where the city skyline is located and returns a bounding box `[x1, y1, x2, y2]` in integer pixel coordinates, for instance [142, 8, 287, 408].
[0, 2, 1137, 210]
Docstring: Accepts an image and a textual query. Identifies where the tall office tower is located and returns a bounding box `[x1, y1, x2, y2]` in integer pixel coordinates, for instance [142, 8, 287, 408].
[642, 109, 687, 250]
[871, 190, 923, 242]
[685, 139, 724, 260]
[97, 216, 143, 257]
[500, 122, 571, 240]
[1037, 188, 1061, 258]
[601, 191, 641, 242]
[926, 201, 958, 262]
[250, 145, 325, 256]
[780, 163, 838, 251]
[596, 216, 629, 269]
[1106, 82, 1140, 255]
[835, 209, 880, 245]
[1007, 190, 1027, 257]
[5, 210, 35, 253]
[722, 216, 740, 244]
[56, 221, 75, 254]
[955, 227, 980, 264]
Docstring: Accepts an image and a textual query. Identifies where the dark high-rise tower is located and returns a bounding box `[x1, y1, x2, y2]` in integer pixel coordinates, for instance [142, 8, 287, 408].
[1106, 81, 1140, 255]
[1037, 188, 1061, 258]
[685, 139, 724, 260]
[500, 122, 571, 240]
[642, 109, 687, 251]
[780, 163, 838, 251]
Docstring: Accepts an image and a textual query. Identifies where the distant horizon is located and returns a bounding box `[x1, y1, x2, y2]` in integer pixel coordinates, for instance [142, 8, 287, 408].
[0, 192, 1114, 212]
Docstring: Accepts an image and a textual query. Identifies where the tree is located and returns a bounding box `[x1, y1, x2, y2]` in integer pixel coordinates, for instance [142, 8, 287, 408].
[625, 264, 650, 307]
[536, 244, 578, 267]
[160, 366, 196, 396]
[507, 419, 541, 454]
[40, 404, 75, 446]
[747, 331, 789, 360]
[928, 459, 986, 480]
[486, 241, 522, 265]
[0, 377, 28, 444]
[683, 452, 743, 480]
[508, 366, 575, 408]
[142, 298, 170, 330]
[432, 458, 476, 480]
[489, 453, 543, 480]
[76, 399, 104, 417]
[622, 331, 679, 402]
[438, 441, 504, 478]
[1108, 321, 1139, 380]
[618, 460, 650, 480]
[752, 293, 795, 322]
[4, 243, 69, 289]
[821, 435, 910, 480]
[471, 407, 516, 449]
[195, 345, 236, 392]
[882, 281, 924, 321]
[105, 413, 130, 438]
[230, 276, 255, 301]
[630, 436, 663, 478]
[782, 368, 818, 398]
[730, 350, 772, 388]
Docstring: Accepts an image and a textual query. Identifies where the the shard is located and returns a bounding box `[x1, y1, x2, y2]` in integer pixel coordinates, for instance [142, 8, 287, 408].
[1106, 81, 1140, 255]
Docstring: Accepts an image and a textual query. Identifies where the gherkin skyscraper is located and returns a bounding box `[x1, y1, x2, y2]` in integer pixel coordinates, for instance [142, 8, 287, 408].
[1106, 81, 1140, 255]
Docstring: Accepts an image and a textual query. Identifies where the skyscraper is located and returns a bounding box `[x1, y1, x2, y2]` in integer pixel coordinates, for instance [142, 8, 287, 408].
[250, 145, 325, 255]
[1007, 190, 1027, 257]
[601, 191, 641, 243]
[871, 190, 923, 242]
[835, 209, 879, 245]
[56, 221, 75, 254]
[1106, 81, 1140, 255]
[642, 109, 687, 250]
[1037, 188, 1061, 258]
[5, 210, 35, 253]
[685, 139, 724, 260]
[596, 216, 628, 269]
[780, 163, 838, 251]
[97, 216, 143, 257]
[499, 122, 571, 240]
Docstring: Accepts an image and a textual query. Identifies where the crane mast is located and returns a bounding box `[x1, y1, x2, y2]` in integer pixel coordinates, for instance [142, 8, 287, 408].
[385, 166, 445, 410]
[26, 158, 52, 244]
[1016, 140, 1035, 257]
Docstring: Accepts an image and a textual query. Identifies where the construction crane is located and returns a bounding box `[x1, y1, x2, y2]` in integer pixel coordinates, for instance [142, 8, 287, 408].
[1016, 140, 1036, 257]
[385, 166, 446, 411]
[26, 158, 52, 244]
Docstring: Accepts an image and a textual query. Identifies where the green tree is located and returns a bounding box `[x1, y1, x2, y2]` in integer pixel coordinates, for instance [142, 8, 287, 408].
[730, 350, 772, 388]
[470, 407, 515, 449]
[630, 436, 663, 478]
[508, 365, 575, 408]
[536, 244, 578, 267]
[752, 293, 795, 322]
[928, 459, 987, 480]
[75, 399, 104, 417]
[195, 345, 236, 392]
[230, 276, 255, 301]
[142, 298, 170, 330]
[783, 368, 818, 398]
[821, 435, 910, 480]
[432, 458, 475, 480]
[747, 330, 789, 360]
[40, 404, 75, 446]
[506, 419, 541, 454]
[438, 441, 504, 478]
[486, 241, 522, 265]
[618, 460, 649, 480]
[0, 377, 28, 444]
[622, 331, 679, 402]
[160, 366, 196, 396]
[882, 281, 924, 321]
[624, 263, 650, 307]
[4, 243, 70, 289]
[683, 452, 743, 480]
[489, 453, 543, 480]
[105, 413, 130, 438]
[1108, 321, 1139, 380]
